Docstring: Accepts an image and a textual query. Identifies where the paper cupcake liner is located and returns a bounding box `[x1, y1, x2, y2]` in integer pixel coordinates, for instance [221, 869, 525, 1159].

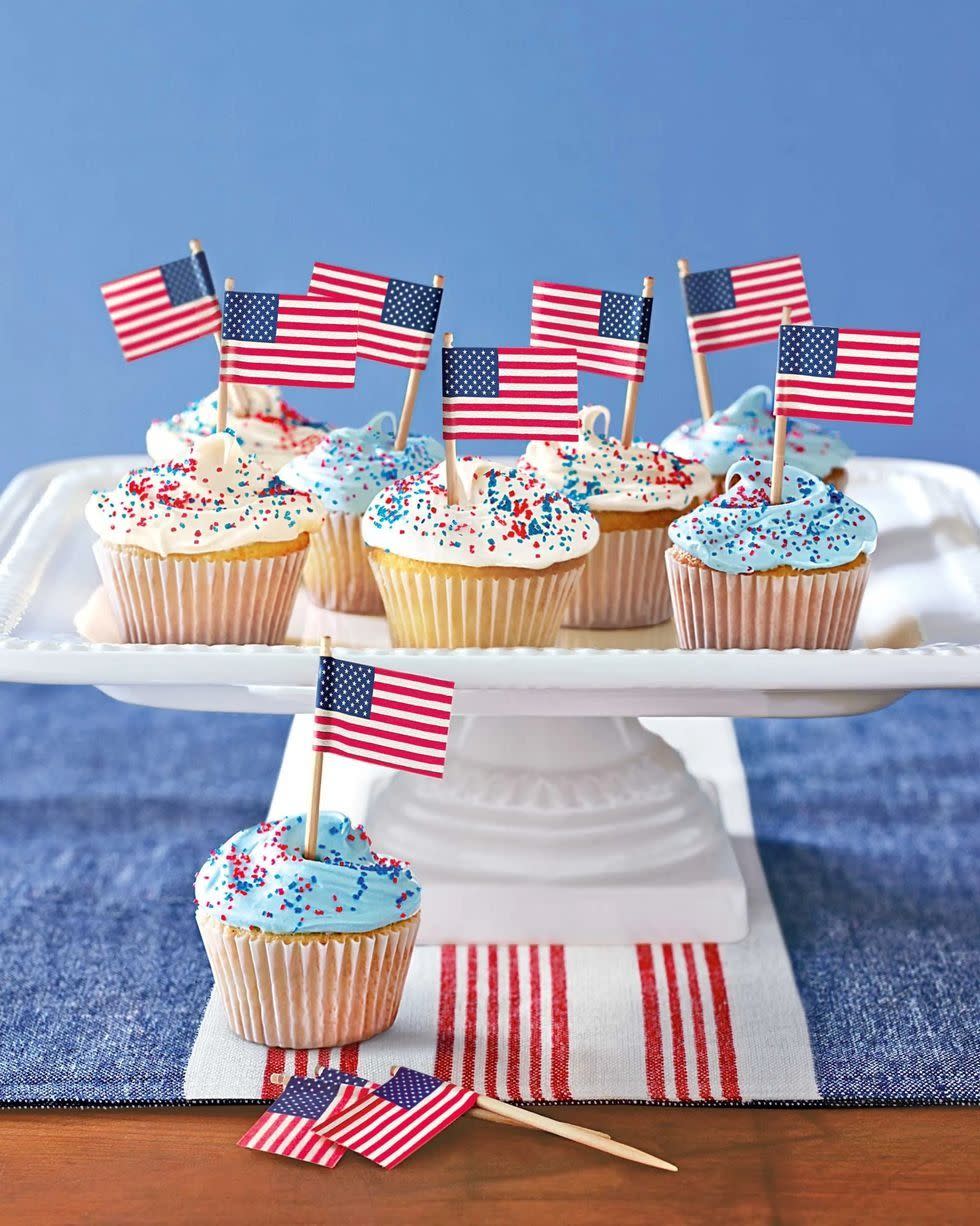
[563, 524, 672, 629]
[197, 912, 420, 1050]
[302, 512, 384, 614]
[94, 541, 306, 645]
[369, 553, 585, 647]
[666, 549, 869, 649]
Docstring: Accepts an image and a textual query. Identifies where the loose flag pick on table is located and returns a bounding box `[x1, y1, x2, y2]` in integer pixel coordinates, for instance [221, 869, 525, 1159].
[677, 255, 813, 423]
[308, 262, 445, 450]
[529, 276, 654, 448]
[237, 1076, 360, 1168]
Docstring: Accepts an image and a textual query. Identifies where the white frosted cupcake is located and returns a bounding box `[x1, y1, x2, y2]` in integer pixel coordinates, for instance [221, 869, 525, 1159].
[281, 413, 443, 614]
[524, 406, 712, 628]
[86, 431, 324, 644]
[196, 814, 420, 1049]
[362, 458, 599, 647]
[146, 384, 329, 472]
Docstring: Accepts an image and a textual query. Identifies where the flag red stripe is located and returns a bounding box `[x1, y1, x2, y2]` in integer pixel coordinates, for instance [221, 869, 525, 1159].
[775, 392, 915, 413]
[315, 732, 447, 769]
[636, 944, 666, 1099]
[780, 405, 915, 426]
[549, 945, 572, 1101]
[374, 677, 454, 702]
[435, 945, 457, 1083]
[662, 945, 690, 1101]
[315, 744, 445, 778]
[682, 944, 712, 1100]
[704, 944, 740, 1100]
[315, 717, 447, 754]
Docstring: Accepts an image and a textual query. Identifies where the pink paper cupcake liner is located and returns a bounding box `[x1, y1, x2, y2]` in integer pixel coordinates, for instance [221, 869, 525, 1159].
[666, 549, 870, 649]
[302, 512, 384, 614]
[563, 524, 672, 629]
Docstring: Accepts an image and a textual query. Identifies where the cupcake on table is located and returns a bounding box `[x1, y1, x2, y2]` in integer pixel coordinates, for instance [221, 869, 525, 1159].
[281, 413, 443, 615]
[524, 406, 712, 628]
[665, 458, 877, 650]
[661, 385, 853, 496]
[86, 430, 324, 644]
[146, 383, 329, 472]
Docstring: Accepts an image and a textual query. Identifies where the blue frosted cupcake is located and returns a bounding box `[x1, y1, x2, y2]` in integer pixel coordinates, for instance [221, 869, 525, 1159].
[662, 386, 853, 495]
[281, 413, 443, 613]
[665, 458, 876, 649]
[195, 814, 421, 1049]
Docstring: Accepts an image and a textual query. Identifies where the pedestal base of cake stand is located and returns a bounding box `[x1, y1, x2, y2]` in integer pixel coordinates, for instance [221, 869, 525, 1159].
[268, 714, 749, 945]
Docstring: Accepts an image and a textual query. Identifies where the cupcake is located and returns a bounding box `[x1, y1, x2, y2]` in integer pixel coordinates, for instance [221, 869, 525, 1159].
[196, 814, 420, 1049]
[524, 407, 712, 628]
[86, 430, 324, 644]
[662, 385, 853, 496]
[281, 413, 443, 615]
[665, 458, 876, 650]
[146, 384, 329, 472]
[362, 458, 599, 647]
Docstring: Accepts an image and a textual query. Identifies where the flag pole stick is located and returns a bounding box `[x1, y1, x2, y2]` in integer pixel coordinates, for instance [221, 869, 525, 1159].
[304, 634, 332, 860]
[442, 331, 462, 506]
[769, 305, 794, 506]
[620, 275, 654, 449]
[677, 259, 715, 424]
[190, 240, 244, 419]
[216, 276, 236, 434]
[394, 274, 444, 451]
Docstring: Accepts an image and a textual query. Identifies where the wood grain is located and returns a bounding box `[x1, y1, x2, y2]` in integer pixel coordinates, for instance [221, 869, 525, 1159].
[1, 1106, 976, 1225]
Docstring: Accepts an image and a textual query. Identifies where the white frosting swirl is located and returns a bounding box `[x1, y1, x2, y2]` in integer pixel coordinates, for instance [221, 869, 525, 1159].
[362, 459, 598, 570]
[525, 407, 713, 512]
[87, 431, 325, 556]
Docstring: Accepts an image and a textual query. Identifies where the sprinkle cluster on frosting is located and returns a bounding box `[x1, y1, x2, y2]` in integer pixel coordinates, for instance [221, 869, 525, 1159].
[361, 458, 599, 569]
[87, 430, 325, 555]
[661, 385, 854, 479]
[281, 413, 445, 516]
[146, 384, 329, 470]
[668, 458, 877, 575]
[526, 406, 712, 513]
[194, 814, 420, 935]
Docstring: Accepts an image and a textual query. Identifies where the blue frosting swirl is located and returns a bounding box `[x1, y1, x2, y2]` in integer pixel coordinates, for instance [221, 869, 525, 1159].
[668, 459, 877, 575]
[194, 814, 421, 935]
[661, 385, 853, 479]
[281, 413, 444, 515]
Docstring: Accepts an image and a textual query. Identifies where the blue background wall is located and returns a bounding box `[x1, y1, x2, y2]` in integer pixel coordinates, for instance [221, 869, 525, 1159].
[1, 0, 975, 487]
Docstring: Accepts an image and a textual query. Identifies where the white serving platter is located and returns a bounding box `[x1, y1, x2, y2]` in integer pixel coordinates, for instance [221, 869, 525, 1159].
[0, 454, 977, 717]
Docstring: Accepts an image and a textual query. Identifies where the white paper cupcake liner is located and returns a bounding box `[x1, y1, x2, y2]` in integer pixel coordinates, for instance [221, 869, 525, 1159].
[302, 512, 384, 614]
[666, 549, 870, 649]
[563, 524, 672, 629]
[94, 540, 306, 644]
[369, 553, 585, 647]
[197, 912, 420, 1050]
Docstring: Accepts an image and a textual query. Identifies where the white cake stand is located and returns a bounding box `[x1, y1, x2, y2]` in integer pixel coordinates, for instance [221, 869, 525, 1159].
[0, 454, 977, 944]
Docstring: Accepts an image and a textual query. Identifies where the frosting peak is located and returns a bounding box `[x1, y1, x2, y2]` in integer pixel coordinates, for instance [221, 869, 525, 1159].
[668, 458, 876, 574]
[526, 406, 712, 512]
[87, 430, 325, 555]
[662, 385, 854, 479]
[194, 815, 420, 934]
[362, 459, 599, 569]
[281, 413, 444, 516]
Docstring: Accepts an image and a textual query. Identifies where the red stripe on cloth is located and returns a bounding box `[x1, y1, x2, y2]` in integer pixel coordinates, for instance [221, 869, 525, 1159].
[528, 946, 543, 1101]
[434, 945, 457, 1083]
[461, 946, 479, 1090]
[682, 944, 712, 1100]
[317, 1047, 332, 1070]
[261, 1047, 286, 1100]
[549, 946, 572, 1101]
[507, 946, 521, 1100]
[635, 945, 666, 1099]
[293, 1050, 309, 1078]
[662, 945, 690, 1101]
[704, 944, 740, 1100]
[485, 945, 500, 1096]
[340, 1043, 360, 1075]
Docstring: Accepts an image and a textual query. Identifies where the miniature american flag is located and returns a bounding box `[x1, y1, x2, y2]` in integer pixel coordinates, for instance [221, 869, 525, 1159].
[237, 1076, 358, 1167]
[314, 657, 455, 779]
[309, 263, 442, 370]
[530, 281, 652, 381]
[442, 346, 579, 442]
[313, 1067, 478, 1169]
[683, 256, 812, 354]
[220, 291, 357, 389]
[100, 250, 221, 361]
[775, 325, 920, 426]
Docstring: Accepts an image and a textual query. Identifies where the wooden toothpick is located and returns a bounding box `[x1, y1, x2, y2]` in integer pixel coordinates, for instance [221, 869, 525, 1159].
[442, 331, 463, 505]
[216, 276, 236, 434]
[304, 635, 332, 860]
[189, 240, 244, 419]
[678, 259, 715, 423]
[394, 274, 444, 451]
[769, 305, 794, 506]
[620, 275, 654, 450]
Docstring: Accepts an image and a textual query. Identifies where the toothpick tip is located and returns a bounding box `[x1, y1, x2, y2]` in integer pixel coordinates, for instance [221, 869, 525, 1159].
[188, 238, 202, 253]
[224, 276, 235, 291]
[677, 258, 689, 274]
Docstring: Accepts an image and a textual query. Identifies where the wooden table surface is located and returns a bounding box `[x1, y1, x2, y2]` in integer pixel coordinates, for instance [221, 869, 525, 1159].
[2, 1105, 976, 1225]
